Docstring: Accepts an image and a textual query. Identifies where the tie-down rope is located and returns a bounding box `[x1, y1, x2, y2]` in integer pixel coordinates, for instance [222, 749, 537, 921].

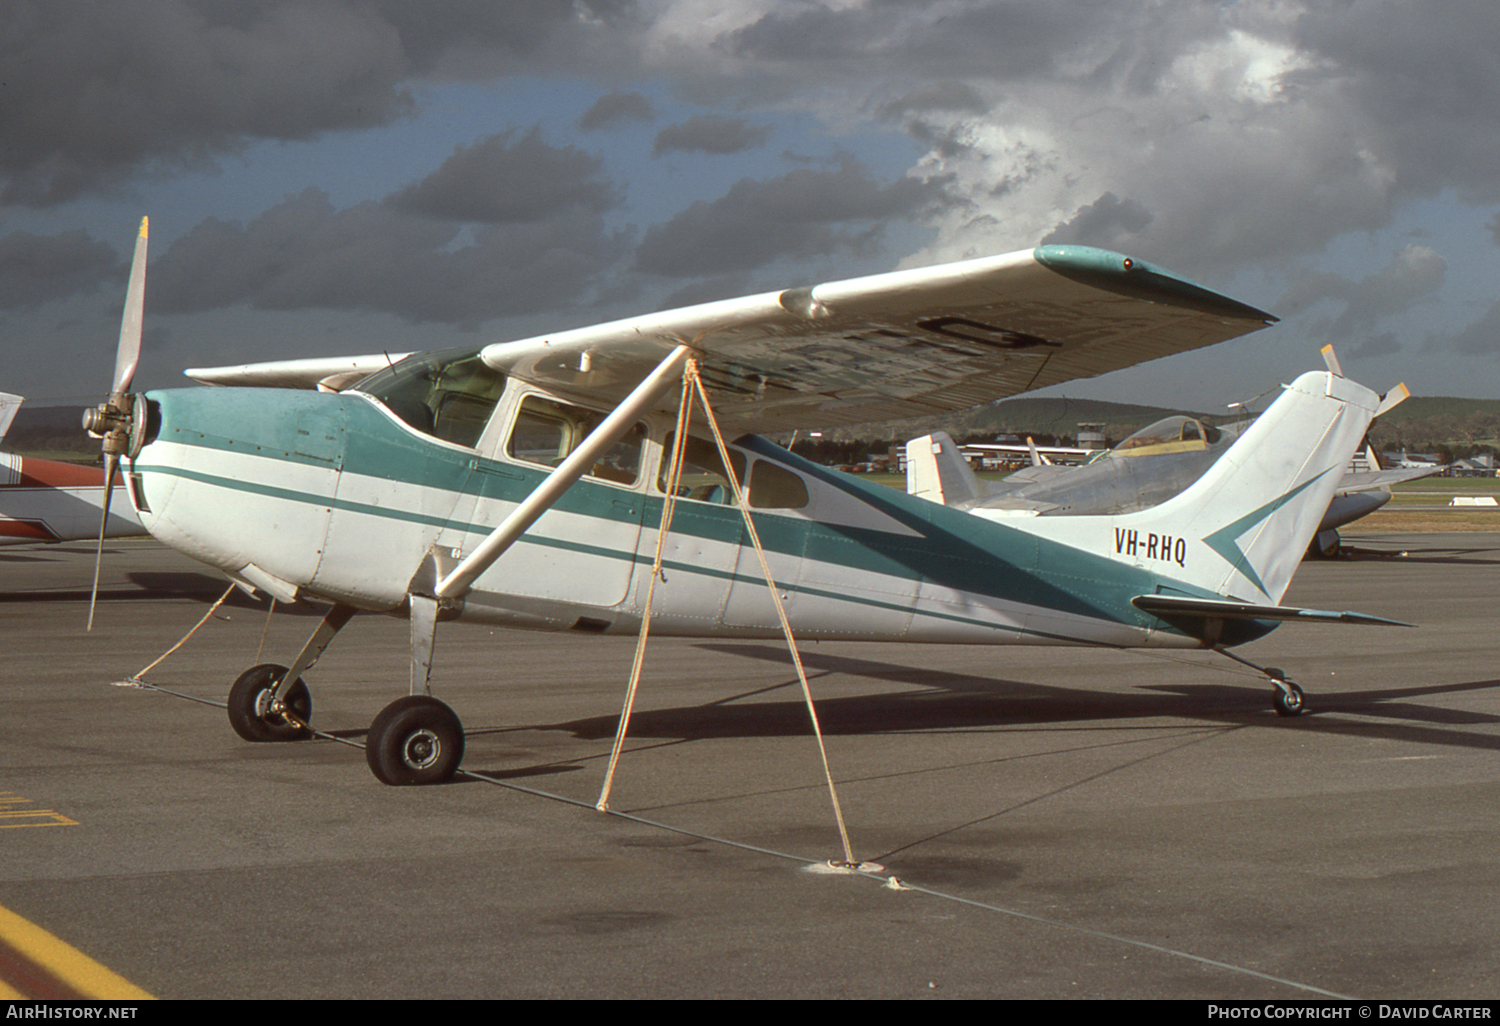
[595, 357, 857, 866]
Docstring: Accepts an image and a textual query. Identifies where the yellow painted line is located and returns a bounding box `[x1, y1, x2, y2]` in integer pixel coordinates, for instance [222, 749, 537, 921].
[0, 903, 155, 1000]
[0, 810, 79, 828]
[0, 978, 23, 999]
[0, 793, 78, 828]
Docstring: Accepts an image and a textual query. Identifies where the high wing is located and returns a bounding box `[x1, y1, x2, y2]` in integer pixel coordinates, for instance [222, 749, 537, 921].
[183, 245, 1274, 432]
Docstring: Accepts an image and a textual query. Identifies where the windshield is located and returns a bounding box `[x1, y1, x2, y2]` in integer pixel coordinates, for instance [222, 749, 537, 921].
[354, 347, 507, 448]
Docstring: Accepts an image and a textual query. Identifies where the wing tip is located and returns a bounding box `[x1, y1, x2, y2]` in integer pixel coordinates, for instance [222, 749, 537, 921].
[1034, 244, 1277, 324]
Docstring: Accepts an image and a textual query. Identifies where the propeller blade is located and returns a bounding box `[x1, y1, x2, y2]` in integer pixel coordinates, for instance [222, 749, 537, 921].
[112, 217, 148, 396]
[85, 216, 149, 631]
[86, 453, 119, 632]
[1320, 343, 1343, 377]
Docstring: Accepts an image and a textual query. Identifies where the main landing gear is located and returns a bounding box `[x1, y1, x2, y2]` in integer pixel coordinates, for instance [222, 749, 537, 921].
[365, 695, 465, 786]
[223, 599, 467, 786]
[1216, 647, 1308, 717]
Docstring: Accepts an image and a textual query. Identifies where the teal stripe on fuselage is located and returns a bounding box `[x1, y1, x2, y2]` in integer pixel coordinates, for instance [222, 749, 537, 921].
[141, 386, 1189, 634]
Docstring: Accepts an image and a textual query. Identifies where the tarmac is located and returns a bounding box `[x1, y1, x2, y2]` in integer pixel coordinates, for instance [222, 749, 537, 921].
[1, 534, 1497, 1000]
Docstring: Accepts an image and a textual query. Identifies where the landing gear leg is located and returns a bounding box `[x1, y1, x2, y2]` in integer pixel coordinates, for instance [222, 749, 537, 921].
[363, 583, 465, 786]
[1215, 647, 1309, 717]
[226, 602, 358, 741]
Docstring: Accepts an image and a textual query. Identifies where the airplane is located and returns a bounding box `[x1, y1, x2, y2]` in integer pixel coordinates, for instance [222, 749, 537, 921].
[905, 363, 1434, 558]
[951, 439, 1096, 467]
[83, 218, 1408, 788]
[1387, 449, 1444, 471]
[0, 392, 144, 546]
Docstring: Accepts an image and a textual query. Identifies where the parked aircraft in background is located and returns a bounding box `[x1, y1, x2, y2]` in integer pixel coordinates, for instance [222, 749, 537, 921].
[85, 220, 1405, 789]
[1387, 449, 1444, 470]
[906, 362, 1431, 557]
[957, 439, 1095, 467]
[0, 392, 143, 546]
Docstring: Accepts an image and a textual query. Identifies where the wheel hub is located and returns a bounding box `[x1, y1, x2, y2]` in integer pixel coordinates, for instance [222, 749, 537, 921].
[402, 729, 441, 770]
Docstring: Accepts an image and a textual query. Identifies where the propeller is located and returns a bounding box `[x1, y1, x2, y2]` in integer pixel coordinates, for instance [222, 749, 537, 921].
[82, 217, 148, 630]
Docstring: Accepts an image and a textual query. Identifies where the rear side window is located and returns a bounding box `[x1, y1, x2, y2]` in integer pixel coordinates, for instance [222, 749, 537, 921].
[658, 433, 745, 505]
[747, 461, 809, 509]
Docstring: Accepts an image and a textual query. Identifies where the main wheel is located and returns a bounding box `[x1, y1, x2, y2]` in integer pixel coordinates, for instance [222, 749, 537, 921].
[227, 664, 312, 742]
[365, 696, 465, 786]
[1272, 681, 1307, 717]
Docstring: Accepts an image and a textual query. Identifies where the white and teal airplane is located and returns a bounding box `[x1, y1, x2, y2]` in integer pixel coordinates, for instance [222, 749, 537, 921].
[84, 219, 1408, 786]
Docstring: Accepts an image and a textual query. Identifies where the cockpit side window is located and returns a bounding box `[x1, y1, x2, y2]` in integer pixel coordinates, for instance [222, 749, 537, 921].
[506, 395, 645, 485]
[354, 348, 507, 449]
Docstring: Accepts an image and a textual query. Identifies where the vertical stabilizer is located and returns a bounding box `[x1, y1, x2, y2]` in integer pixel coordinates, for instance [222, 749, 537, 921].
[1003, 370, 1379, 605]
[0, 392, 21, 443]
[906, 431, 982, 507]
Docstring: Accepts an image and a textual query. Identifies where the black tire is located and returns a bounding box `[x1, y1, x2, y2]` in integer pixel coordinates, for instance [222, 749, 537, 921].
[227, 664, 312, 742]
[365, 696, 464, 786]
[1273, 681, 1307, 718]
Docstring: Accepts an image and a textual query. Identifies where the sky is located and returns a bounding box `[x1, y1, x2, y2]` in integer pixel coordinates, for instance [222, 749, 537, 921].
[3, 0, 1499, 421]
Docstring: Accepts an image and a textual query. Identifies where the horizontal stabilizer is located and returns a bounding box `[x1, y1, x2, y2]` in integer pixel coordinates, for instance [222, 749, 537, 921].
[1375, 382, 1411, 419]
[1133, 594, 1412, 627]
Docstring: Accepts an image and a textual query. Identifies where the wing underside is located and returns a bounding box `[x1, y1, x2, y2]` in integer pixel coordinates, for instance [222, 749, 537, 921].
[183, 245, 1274, 433]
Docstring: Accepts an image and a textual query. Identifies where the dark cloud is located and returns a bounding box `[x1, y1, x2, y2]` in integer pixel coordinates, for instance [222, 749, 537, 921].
[1347, 331, 1401, 360]
[651, 116, 771, 157]
[0, 0, 647, 209]
[1448, 302, 1500, 356]
[388, 128, 621, 223]
[0, 229, 118, 310]
[0, 1, 413, 207]
[1289, 0, 1500, 204]
[723, 0, 1082, 79]
[1041, 193, 1153, 250]
[878, 83, 991, 121]
[151, 187, 629, 325]
[634, 160, 951, 277]
[577, 90, 655, 131]
[1276, 244, 1447, 344]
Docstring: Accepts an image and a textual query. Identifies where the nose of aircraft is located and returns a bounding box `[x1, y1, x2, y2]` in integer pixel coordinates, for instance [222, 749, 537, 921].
[127, 386, 346, 586]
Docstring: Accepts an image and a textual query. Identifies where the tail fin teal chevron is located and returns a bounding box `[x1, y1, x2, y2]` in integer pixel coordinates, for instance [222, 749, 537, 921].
[1000, 370, 1379, 605]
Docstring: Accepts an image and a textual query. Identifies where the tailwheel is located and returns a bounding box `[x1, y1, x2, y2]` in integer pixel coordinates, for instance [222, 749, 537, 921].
[365, 696, 465, 786]
[227, 664, 313, 742]
[1268, 671, 1307, 718]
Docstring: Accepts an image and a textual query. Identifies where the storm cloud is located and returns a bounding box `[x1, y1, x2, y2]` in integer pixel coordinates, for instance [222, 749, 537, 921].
[634, 160, 950, 277]
[6, 0, 1500, 402]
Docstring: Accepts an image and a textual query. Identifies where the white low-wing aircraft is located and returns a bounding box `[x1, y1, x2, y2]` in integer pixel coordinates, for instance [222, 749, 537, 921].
[84, 218, 1407, 786]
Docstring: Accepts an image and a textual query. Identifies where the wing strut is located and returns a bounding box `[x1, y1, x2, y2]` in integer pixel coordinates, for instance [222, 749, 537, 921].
[432, 344, 694, 602]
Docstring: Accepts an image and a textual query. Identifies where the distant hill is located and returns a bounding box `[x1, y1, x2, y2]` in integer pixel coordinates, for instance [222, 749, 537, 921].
[1365, 395, 1500, 456]
[793, 395, 1213, 448]
[1365, 395, 1500, 424]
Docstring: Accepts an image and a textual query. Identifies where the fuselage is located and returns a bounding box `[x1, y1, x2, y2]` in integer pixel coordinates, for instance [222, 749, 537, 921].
[122, 373, 1233, 651]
